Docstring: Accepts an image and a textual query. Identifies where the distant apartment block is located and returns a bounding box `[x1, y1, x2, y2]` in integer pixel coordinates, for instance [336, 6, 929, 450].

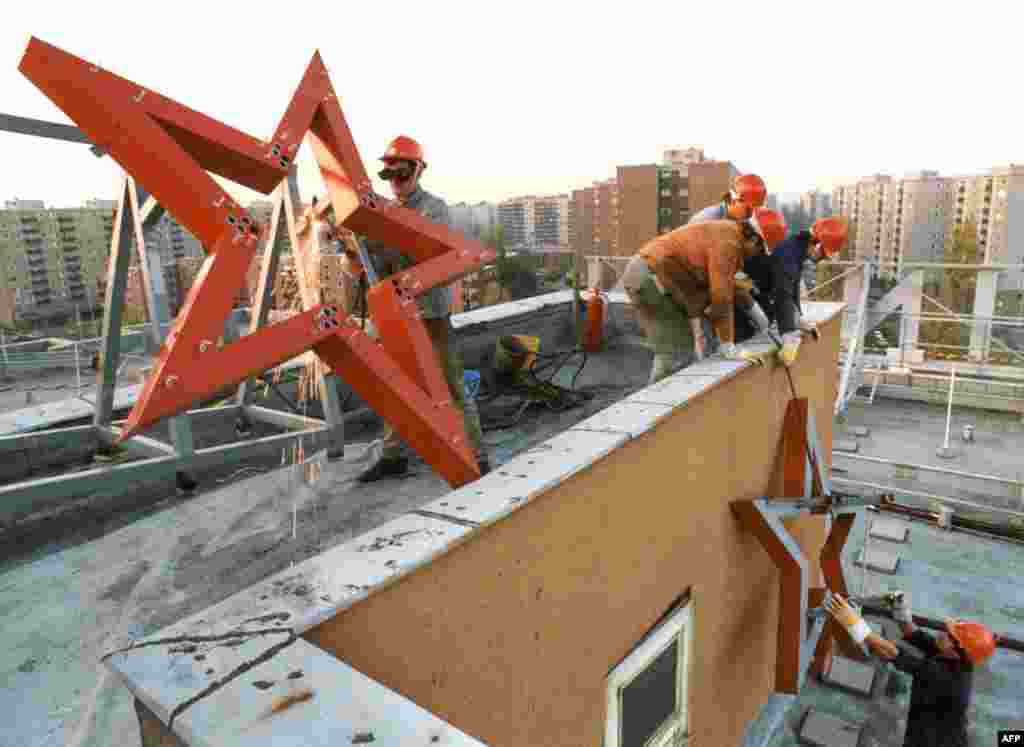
[686, 161, 738, 216]
[661, 147, 706, 175]
[449, 201, 499, 240]
[499, 195, 571, 250]
[800, 189, 832, 223]
[571, 150, 737, 258]
[0, 200, 114, 326]
[766, 193, 779, 211]
[831, 165, 1024, 287]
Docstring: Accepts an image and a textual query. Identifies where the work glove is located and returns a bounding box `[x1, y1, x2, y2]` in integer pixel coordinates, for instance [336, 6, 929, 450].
[719, 342, 767, 366]
[889, 591, 913, 624]
[797, 315, 820, 341]
[825, 593, 873, 644]
[778, 332, 803, 367]
[735, 272, 755, 293]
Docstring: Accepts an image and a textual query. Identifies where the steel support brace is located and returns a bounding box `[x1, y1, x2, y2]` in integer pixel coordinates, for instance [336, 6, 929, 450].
[0, 429, 327, 520]
[732, 500, 809, 694]
[731, 399, 869, 694]
[19, 37, 495, 487]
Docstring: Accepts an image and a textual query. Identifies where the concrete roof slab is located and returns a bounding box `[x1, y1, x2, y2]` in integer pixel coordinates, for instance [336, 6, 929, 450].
[569, 400, 674, 439]
[869, 518, 910, 543]
[626, 374, 722, 408]
[415, 428, 628, 528]
[798, 708, 863, 747]
[111, 636, 487, 747]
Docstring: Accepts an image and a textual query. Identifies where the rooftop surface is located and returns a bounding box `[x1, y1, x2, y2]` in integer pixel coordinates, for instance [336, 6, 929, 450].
[0, 293, 660, 747]
[766, 511, 1024, 746]
[3, 294, 1021, 746]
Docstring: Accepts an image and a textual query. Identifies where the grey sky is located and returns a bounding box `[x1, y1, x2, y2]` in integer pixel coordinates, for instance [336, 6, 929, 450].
[1, 0, 1019, 209]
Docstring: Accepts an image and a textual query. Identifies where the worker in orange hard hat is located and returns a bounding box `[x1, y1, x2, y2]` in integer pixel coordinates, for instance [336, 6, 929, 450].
[342, 134, 489, 482]
[827, 592, 994, 746]
[621, 207, 787, 384]
[689, 174, 772, 350]
[746, 215, 849, 366]
[690, 173, 768, 223]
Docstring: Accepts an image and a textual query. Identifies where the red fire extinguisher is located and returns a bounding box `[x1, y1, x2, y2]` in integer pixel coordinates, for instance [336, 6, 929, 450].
[581, 288, 606, 353]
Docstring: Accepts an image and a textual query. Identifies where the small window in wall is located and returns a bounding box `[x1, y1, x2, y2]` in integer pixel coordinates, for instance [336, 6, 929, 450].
[606, 599, 694, 747]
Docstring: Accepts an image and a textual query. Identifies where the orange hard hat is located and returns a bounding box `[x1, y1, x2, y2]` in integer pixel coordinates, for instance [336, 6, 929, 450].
[947, 619, 997, 666]
[811, 216, 849, 257]
[731, 174, 768, 208]
[380, 135, 425, 165]
[750, 207, 787, 250]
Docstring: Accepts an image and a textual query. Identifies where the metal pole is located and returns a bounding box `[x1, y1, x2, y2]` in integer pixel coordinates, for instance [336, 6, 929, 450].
[75, 342, 81, 392]
[937, 365, 957, 459]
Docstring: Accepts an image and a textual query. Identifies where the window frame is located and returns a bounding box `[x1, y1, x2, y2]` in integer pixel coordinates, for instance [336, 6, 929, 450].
[605, 599, 695, 747]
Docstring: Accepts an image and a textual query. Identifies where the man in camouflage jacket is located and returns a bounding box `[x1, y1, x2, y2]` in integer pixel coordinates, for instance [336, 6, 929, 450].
[342, 135, 489, 482]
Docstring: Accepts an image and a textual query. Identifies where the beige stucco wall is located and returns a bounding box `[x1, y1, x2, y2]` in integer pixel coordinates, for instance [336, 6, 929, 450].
[306, 314, 840, 746]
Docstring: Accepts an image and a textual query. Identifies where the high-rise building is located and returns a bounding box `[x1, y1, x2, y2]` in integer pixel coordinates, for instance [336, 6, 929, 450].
[662, 147, 705, 176]
[571, 188, 595, 256]
[592, 179, 618, 256]
[686, 161, 739, 216]
[0, 201, 114, 326]
[449, 202, 499, 240]
[498, 195, 571, 250]
[951, 165, 1024, 290]
[766, 194, 779, 211]
[800, 189, 832, 223]
[831, 166, 1024, 285]
[572, 154, 735, 258]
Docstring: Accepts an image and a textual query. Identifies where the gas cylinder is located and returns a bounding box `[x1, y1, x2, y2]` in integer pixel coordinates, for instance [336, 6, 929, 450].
[581, 288, 606, 353]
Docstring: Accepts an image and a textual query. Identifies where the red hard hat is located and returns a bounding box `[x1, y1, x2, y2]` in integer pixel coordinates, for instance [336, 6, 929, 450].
[380, 135, 425, 165]
[947, 619, 997, 666]
[750, 207, 787, 250]
[812, 217, 849, 257]
[731, 174, 767, 208]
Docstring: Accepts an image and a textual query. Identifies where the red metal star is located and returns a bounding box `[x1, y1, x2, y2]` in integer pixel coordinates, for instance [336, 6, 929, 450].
[19, 37, 495, 487]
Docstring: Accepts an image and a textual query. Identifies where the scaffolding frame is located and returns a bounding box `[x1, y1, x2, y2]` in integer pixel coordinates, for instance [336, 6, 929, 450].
[0, 165, 343, 506]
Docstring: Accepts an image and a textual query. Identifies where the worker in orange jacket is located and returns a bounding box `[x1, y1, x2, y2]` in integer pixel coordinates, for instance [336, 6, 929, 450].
[827, 592, 995, 746]
[688, 174, 774, 350]
[621, 208, 787, 384]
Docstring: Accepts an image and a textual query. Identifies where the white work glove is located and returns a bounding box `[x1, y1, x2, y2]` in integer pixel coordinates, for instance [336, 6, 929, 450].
[797, 314, 820, 341]
[890, 591, 913, 624]
[778, 332, 803, 367]
[719, 342, 766, 366]
[825, 593, 874, 644]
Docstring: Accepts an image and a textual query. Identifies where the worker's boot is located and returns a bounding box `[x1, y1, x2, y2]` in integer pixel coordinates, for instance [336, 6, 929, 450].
[478, 454, 492, 477]
[357, 455, 409, 483]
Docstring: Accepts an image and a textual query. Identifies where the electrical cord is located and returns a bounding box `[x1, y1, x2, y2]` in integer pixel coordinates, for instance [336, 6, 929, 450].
[478, 345, 594, 432]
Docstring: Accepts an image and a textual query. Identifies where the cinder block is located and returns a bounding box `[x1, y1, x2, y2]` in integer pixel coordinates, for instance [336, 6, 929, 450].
[799, 708, 863, 747]
[834, 439, 859, 453]
[869, 518, 909, 543]
[823, 656, 877, 696]
[854, 547, 901, 574]
[849, 426, 870, 437]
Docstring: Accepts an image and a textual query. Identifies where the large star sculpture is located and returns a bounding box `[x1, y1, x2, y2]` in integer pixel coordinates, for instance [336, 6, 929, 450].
[20, 37, 495, 487]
